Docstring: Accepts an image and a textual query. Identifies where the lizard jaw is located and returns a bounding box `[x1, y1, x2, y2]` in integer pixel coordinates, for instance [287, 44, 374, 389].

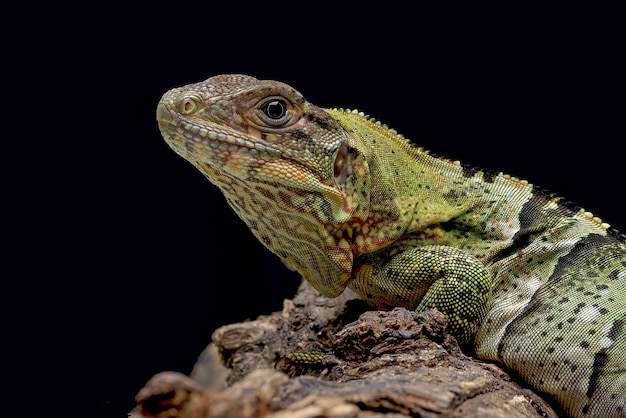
[157, 101, 283, 162]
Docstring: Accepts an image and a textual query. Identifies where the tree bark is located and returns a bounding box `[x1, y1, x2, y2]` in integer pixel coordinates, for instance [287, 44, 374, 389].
[131, 280, 556, 418]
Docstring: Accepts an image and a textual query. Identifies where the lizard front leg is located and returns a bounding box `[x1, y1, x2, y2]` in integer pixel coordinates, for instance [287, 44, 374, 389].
[350, 245, 492, 344]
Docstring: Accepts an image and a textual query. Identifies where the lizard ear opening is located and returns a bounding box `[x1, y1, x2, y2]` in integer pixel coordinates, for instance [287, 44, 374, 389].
[333, 142, 351, 188]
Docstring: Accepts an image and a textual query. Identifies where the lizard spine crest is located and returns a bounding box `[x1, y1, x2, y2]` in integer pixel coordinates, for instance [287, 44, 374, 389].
[331, 107, 623, 242]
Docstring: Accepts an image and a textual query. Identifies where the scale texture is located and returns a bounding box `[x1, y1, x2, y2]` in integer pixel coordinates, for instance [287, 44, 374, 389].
[156, 74, 625, 417]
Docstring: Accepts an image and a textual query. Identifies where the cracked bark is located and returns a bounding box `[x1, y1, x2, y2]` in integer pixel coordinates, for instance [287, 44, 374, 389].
[130, 280, 556, 418]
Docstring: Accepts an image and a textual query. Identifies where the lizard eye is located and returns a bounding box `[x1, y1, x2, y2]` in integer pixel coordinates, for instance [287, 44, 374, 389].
[264, 100, 287, 119]
[258, 97, 291, 126]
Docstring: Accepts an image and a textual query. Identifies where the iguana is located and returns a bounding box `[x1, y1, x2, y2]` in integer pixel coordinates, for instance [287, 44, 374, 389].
[156, 74, 625, 418]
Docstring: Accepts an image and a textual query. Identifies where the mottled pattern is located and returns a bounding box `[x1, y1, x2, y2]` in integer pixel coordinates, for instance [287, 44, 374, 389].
[156, 74, 625, 418]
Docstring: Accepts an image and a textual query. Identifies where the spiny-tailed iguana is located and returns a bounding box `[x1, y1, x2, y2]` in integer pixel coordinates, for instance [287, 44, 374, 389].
[156, 74, 625, 418]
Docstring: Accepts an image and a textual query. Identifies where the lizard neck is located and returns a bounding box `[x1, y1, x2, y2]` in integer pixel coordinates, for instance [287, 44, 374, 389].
[327, 108, 535, 262]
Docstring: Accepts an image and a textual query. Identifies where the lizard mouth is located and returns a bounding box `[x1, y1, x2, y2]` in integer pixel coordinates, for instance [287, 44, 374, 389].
[157, 101, 282, 160]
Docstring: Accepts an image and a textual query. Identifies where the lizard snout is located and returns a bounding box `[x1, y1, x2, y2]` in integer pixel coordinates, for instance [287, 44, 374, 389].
[156, 101, 173, 131]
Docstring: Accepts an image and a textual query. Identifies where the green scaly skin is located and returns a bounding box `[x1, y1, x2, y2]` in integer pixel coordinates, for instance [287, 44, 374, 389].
[156, 74, 625, 418]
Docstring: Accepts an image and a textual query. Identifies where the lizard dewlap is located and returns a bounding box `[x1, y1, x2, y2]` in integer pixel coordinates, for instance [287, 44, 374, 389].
[156, 74, 625, 418]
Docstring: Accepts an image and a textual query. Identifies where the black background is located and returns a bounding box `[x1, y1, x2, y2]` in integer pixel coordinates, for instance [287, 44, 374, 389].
[21, 7, 623, 418]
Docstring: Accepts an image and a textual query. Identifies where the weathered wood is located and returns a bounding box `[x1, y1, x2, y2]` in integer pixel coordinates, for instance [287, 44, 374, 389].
[131, 281, 556, 418]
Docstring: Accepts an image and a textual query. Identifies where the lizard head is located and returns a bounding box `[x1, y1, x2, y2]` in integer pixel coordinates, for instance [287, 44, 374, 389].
[157, 74, 346, 184]
[156, 74, 367, 297]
